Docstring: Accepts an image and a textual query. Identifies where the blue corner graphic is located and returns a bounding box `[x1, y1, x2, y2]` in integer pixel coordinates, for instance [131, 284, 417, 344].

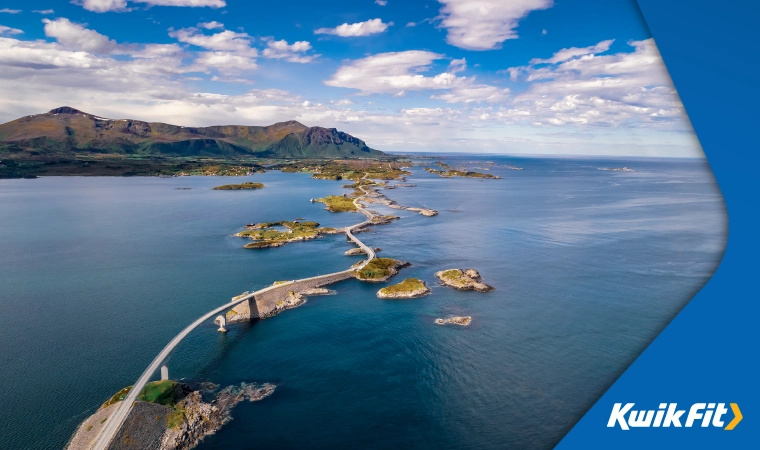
[558, 1, 759, 448]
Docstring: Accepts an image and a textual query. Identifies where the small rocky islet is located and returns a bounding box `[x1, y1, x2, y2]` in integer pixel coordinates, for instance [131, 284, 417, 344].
[377, 278, 430, 299]
[435, 316, 472, 326]
[212, 181, 265, 190]
[435, 268, 494, 292]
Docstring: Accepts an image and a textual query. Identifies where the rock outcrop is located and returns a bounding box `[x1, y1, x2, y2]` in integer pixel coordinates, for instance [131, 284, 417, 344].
[435, 269, 494, 292]
[435, 316, 472, 326]
[377, 278, 430, 299]
[344, 247, 381, 256]
[66, 382, 275, 450]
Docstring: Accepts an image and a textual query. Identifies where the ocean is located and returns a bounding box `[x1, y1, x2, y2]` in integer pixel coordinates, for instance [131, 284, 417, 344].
[0, 155, 726, 449]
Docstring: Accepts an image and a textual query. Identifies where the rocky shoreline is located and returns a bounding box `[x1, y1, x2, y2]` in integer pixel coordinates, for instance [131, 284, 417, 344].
[360, 185, 438, 216]
[66, 382, 275, 450]
[435, 269, 494, 292]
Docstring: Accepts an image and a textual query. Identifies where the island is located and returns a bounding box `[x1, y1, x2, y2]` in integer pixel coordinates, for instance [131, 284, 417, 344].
[235, 220, 341, 249]
[313, 195, 358, 212]
[345, 247, 381, 256]
[355, 258, 410, 282]
[600, 167, 636, 172]
[425, 167, 502, 179]
[377, 278, 430, 299]
[435, 316, 472, 326]
[435, 269, 494, 292]
[66, 380, 275, 450]
[212, 182, 264, 190]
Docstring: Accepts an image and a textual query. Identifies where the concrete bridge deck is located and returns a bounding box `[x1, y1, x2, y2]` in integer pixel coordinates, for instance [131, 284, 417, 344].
[89, 187, 377, 450]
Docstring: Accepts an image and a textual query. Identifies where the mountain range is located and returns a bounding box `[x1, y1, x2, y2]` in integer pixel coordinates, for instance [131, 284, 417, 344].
[0, 107, 384, 159]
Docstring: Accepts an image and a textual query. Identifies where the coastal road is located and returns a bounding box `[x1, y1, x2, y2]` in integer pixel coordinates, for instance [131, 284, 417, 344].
[89, 186, 378, 450]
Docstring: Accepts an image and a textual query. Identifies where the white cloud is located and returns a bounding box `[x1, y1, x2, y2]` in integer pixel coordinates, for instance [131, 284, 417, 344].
[191, 51, 257, 72]
[438, 0, 553, 50]
[325, 51, 508, 104]
[503, 39, 685, 129]
[542, 29, 547, 35]
[375, 0, 388, 5]
[34, 9, 56, 14]
[77, 0, 129, 12]
[169, 27, 256, 55]
[325, 51, 455, 95]
[43, 18, 119, 54]
[261, 38, 315, 63]
[529, 39, 613, 64]
[0, 25, 23, 35]
[315, 18, 392, 37]
[0, 9, 22, 14]
[431, 84, 509, 104]
[77, 0, 225, 13]
[406, 22, 416, 27]
[198, 21, 224, 29]
[0, 22, 700, 158]
[448, 58, 466, 74]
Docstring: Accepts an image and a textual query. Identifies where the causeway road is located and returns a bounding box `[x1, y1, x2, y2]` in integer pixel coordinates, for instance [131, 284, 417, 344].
[89, 188, 377, 450]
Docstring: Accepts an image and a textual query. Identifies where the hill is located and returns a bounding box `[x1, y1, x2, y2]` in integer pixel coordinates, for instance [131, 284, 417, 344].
[0, 106, 384, 159]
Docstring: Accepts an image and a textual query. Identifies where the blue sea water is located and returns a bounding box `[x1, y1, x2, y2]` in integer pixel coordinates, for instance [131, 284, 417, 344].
[0, 156, 726, 449]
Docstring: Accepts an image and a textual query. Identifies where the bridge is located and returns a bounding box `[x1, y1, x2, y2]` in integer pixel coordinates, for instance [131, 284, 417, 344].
[89, 188, 377, 450]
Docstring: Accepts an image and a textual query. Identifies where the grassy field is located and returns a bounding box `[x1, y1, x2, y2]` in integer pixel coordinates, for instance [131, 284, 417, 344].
[315, 195, 357, 212]
[438, 269, 469, 283]
[100, 380, 180, 409]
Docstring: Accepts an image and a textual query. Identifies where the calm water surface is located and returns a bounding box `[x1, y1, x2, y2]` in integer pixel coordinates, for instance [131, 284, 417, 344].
[0, 156, 726, 449]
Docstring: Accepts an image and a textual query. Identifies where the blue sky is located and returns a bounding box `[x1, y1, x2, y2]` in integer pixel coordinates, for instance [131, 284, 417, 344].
[0, 0, 701, 156]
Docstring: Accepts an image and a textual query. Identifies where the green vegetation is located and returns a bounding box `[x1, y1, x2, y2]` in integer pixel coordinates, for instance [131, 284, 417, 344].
[356, 258, 399, 280]
[378, 278, 427, 296]
[0, 155, 268, 179]
[166, 406, 186, 429]
[137, 380, 180, 405]
[101, 386, 132, 409]
[100, 380, 188, 429]
[315, 195, 357, 212]
[439, 269, 469, 284]
[425, 167, 501, 179]
[213, 181, 265, 190]
[101, 380, 180, 410]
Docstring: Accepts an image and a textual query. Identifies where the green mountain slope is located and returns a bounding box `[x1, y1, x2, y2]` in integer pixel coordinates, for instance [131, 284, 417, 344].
[0, 107, 384, 159]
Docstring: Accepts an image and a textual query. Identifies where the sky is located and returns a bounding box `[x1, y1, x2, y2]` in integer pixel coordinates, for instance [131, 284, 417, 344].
[0, 0, 703, 157]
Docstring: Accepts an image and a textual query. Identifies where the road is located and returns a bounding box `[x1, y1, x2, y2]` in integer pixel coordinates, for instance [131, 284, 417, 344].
[89, 187, 377, 449]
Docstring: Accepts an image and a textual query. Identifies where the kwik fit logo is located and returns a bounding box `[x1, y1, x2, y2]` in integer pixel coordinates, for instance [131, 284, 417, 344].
[608, 403, 742, 430]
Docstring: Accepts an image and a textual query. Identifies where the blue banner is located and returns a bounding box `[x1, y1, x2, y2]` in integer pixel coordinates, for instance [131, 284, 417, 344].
[558, 1, 758, 447]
